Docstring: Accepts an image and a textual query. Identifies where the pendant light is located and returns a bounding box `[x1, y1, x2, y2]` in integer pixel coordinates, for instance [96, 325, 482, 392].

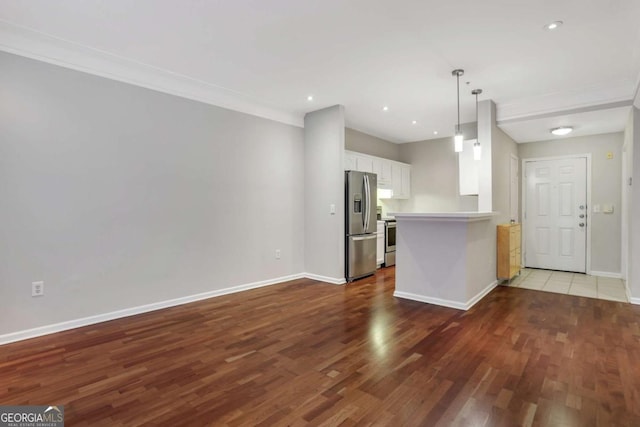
[471, 88, 482, 161]
[452, 69, 464, 152]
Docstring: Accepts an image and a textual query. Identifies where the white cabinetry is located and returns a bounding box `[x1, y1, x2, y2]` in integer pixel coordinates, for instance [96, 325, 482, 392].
[376, 221, 385, 266]
[344, 150, 410, 199]
[355, 156, 374, 173]
[373, 158, 393, 188]
[391, 163, 411, 199]
[344, 153, 356, 171]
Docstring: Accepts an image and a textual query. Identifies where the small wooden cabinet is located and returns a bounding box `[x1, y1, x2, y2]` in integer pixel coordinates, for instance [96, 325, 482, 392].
[497, 223, 521, 280]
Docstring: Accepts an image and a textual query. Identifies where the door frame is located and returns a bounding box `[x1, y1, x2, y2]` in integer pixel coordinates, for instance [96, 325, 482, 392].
[521, 154, 592, 274]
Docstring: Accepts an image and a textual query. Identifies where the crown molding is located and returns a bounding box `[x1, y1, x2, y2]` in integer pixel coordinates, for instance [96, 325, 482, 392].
[497, 79, 636, 122]
[0, 20, 304, 128]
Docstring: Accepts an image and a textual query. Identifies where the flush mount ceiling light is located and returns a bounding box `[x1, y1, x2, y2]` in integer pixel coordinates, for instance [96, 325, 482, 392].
[452, 69, 464, 152]
[551, 126, 573, 136]
[544, 21, 563, 30]
[307, 95, 314, 101]
[412, 120, 417, 125]
[382, 106, 389, 111]
[471, 88, 482, 161]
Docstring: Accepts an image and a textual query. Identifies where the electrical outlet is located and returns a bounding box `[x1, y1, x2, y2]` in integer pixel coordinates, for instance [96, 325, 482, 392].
[32, 281, 44, 297]
[275, 249, 281, 259]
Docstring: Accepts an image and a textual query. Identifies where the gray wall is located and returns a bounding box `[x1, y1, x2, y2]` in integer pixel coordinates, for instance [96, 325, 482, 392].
[489, 124, 519, 286]
[492, 126, 519, 223]
[518, 132, 624, 274]
[345, 128, 401, 161]
[626, 107, 640, 298]
[304, 106, 345, 281]
[397, 132, 479, 213]
[0, 52, 305, 335]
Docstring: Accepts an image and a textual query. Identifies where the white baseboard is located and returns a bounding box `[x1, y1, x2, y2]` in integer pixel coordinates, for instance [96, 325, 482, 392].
[626, 285, 640, 305]
[393, 291, 467, 310]
[393, 280, 498, 311]
[0, 273, 305, 346]
[303, 273, 346, 285]
[466, 280, 499, 309]
[590, 271, 622, 279]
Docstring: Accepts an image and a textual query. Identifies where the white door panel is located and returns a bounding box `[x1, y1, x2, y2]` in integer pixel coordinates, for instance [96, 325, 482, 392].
[525, 157, 587, 273]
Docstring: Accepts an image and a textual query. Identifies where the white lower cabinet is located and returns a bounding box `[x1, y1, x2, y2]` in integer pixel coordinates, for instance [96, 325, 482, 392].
[376, 221, 385, 266]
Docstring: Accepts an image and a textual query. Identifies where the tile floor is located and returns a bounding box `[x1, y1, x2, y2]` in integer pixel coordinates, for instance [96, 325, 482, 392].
[504, 268, 628, 302]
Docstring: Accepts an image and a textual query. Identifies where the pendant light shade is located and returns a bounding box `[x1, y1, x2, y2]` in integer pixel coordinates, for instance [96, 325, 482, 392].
[452, 69, 464, 152]
[454, 132, 464, 152]
[471, 88, 482, 161]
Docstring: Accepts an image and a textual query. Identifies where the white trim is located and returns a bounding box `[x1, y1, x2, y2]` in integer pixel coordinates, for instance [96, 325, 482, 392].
[303, 273, 346, 285]
[0, 20, 303, 128]
[393, 280, 498, 311]
[521, 154, 592, 274]
[633, 72, 640, 108]
[590, 271, 623, 279]
[497, 79, 635, 122]
[0, 273, 305, 346]
[390, 212, 497, 222]
[625, 285, 640, 305]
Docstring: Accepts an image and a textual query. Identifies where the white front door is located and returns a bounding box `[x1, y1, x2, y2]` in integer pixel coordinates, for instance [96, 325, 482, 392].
[524, 157, 587, 273]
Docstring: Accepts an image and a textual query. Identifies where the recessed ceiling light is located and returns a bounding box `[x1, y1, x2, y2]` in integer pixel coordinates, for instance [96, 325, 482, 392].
[545, 21, 563, 30]
[307, 95, 313, 101]
[551, 126, 573, 136]
[382, 106, 389, 111]
[412, 120, 417, 125]
[433, 131, 438, 135]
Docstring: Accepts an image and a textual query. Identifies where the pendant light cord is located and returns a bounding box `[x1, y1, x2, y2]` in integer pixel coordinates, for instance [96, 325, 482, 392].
[475, 91, 478, 124]
[456, 73, 460, 134]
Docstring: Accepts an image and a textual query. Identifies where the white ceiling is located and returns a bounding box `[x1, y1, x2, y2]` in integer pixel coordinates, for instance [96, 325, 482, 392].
[1, 0, 639, 143]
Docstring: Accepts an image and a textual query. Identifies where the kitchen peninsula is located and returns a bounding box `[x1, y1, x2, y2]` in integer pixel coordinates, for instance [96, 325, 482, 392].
[389, 212, 498, 310]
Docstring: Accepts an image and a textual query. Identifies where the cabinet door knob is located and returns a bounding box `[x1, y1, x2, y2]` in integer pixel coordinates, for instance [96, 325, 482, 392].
[579, 222, 585, 227]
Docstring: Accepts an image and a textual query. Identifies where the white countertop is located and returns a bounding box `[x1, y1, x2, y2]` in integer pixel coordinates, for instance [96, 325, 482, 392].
[389, 212, 498, 222]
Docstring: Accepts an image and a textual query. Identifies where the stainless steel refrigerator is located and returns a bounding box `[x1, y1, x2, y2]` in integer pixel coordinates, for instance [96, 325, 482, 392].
[345, 170, 377, 282]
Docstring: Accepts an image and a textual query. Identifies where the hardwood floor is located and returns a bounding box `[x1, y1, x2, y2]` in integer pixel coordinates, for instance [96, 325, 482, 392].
[2, 267, 640, 426]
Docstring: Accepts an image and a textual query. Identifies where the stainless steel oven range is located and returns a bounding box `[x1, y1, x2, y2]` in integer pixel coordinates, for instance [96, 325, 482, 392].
[384, 219, 396, 267]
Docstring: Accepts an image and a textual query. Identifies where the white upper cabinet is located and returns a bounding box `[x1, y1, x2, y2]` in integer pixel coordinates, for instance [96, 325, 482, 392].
[344, 152, 356, 171]
[373, 159, 393, 188]
[344, 150, 410, 199]
[390, 162, 411, 199]
[355, 155, 374, 173]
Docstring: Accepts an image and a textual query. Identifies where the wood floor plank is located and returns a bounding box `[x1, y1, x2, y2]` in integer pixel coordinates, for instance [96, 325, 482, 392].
[2, 267, 640, 426]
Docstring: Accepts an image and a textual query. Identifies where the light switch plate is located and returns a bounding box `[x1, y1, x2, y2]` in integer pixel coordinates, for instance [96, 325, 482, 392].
[603, 204, 614, 214]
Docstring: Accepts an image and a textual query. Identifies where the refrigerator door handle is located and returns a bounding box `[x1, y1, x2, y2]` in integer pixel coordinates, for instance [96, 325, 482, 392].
[364, 175, 370, 231]
[351, 234, 377, 241]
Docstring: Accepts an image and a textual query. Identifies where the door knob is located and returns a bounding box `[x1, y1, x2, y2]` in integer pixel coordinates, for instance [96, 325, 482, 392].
[579, 214, 585, 218]
[579, 205, 585, 210]
[579, 223, 585, 227]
